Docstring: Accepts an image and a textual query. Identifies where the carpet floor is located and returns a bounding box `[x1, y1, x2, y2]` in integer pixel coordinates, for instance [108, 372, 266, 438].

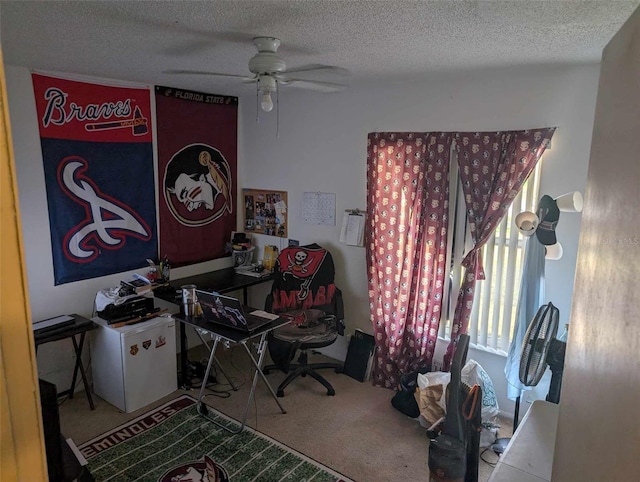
[59, 344, 511, 481]
[79, 394, 352, 481]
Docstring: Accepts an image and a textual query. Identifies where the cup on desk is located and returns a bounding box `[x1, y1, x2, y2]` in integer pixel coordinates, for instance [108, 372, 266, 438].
[181, 284, 197, 316]
[183, 302, 195, 317]
[263, 245, 278, 271]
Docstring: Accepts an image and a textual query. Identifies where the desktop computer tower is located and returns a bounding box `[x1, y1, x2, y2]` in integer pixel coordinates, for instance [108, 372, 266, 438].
[39, 379, 64, 481]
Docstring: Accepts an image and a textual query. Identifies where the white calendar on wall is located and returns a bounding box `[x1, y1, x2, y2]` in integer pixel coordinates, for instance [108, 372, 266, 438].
[302, 192, 336, 226]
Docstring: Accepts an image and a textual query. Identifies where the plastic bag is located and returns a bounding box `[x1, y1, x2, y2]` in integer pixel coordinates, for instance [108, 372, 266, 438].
[415, 359, 499, 425]
[461, 359, 500, 421]
[416, 371, 450, 427]
[415, 383, 446, 427]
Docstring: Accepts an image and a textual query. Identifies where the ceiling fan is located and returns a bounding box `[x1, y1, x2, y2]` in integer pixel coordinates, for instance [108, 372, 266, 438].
[166, 37, 348, 112]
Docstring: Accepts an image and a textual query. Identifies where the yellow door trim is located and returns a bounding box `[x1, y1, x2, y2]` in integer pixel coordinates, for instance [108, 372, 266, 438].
[0, 46, 49, 481]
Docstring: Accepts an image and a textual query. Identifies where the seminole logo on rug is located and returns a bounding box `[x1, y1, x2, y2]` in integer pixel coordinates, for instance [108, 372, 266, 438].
[79, 395, 352, 482]
[159, 454, 228, 482]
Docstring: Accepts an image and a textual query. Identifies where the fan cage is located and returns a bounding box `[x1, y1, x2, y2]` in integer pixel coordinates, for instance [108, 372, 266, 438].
[519, 303, 559, 387]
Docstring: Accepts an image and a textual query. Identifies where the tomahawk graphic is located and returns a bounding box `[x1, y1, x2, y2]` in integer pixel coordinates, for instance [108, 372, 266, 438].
[84, 106, 148, 135]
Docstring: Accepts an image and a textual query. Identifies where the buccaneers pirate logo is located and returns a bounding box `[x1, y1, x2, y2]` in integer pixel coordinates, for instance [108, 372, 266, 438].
[279, 247, 327, 301]
[163, 144, 232, 227]
[271, 246, 337, 311]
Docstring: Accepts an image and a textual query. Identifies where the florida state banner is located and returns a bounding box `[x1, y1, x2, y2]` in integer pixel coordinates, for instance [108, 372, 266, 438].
[155, 86, 238, 267]
[32, 74, 157, 285]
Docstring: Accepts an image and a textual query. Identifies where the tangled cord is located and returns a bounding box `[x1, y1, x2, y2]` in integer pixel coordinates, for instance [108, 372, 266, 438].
[198, 345, 248, 400]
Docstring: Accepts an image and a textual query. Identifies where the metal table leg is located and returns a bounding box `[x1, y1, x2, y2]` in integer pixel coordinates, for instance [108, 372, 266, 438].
[67, 333, 95, 410]
[196, 332, 286, 433]
[194, 329, 238, 391]
[180, 323, 191, 389]
[239, 333, 286, 418]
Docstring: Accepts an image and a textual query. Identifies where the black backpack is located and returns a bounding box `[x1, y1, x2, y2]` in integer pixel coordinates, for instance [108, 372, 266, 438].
[391, 367, 431, 418]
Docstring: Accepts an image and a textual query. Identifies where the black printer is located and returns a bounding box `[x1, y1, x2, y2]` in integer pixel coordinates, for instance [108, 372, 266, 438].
[97, 296, 155, 324]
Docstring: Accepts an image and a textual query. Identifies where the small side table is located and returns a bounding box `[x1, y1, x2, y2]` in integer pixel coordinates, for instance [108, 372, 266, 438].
[34, 314, 97, 410]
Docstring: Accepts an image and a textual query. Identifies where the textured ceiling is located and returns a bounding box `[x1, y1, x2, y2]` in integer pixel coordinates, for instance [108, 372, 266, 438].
[1, 0, 639, 96]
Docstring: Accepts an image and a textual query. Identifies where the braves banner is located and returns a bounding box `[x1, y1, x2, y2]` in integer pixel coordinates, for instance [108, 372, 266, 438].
[32, 74, 157, 285]
[155, 86, 238, 267]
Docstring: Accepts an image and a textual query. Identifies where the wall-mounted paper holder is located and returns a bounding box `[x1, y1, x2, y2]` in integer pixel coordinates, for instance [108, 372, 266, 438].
[340, 209, 366, 246]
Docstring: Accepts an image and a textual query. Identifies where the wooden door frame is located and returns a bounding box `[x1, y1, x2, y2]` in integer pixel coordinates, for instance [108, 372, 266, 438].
[0, 46, 48, 481]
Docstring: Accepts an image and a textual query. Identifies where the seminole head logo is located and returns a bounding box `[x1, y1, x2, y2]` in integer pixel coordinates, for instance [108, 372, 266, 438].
[163, 144, 232, 226]
[159, 454, 229, 482]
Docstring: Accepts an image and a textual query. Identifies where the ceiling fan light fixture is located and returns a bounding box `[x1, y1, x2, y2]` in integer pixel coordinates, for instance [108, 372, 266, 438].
[258, 74, 277, 92]
[257, 74, 277, 112]
[260, 91, 274, 112]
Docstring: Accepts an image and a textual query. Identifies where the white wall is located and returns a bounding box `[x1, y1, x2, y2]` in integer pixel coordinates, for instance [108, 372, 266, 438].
[239, 64, 600, 416]
[6, 63, 599, 415]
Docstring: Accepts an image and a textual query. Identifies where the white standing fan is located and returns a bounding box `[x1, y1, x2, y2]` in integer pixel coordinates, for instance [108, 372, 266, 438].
[492, 302, 567, 455]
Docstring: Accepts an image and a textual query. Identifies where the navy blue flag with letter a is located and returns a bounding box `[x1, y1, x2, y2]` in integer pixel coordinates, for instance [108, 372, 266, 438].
[32, 74, 157, 284]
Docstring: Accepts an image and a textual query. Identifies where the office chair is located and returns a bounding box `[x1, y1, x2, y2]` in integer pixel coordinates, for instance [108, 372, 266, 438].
[262, 243, 345, 397]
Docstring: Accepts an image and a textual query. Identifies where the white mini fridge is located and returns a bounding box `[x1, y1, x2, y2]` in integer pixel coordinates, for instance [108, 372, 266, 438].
[91, 316, 177, 413]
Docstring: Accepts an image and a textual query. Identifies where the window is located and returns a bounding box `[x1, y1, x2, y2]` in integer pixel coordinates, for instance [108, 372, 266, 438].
[438, 153, 543, 354]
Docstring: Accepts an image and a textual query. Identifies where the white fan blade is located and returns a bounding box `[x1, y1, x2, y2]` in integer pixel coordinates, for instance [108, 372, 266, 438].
[283, 64, 350, 76]
[164, 69, 252, 80]
[277, 77, 348, 93]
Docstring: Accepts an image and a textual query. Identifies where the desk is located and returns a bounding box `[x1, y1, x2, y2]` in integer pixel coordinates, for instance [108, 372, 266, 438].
[165, 266, 273, 304]
[155, 266, 274, 387]
[175, 311, 290, 433]
[34, 314, 97, 410]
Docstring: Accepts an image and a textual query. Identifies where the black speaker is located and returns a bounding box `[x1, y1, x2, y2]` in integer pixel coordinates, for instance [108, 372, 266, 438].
[39, 379, 64, 481]
[39, 379, 95, 482]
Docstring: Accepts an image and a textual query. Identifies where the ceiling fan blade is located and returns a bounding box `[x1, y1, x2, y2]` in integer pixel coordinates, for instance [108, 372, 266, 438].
[284, 64, 350, 76]
[279, 77, 348, 93]
[163, 69, 251, 80]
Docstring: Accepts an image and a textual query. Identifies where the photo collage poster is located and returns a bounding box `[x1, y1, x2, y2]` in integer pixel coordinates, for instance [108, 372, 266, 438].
[243, 189, 288, 238]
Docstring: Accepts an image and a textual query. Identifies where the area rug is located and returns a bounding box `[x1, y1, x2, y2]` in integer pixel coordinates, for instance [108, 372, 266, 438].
[79, 395, 352, 482]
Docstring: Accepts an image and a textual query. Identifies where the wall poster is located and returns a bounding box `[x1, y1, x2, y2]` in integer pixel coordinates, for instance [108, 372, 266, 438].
[155, 86, 238, 267]
[243, 189, 288, 237]
[31, 73, 156, 285]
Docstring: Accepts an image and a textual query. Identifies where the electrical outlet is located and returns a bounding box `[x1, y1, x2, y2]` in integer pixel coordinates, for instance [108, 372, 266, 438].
[288, 239, 299, 247]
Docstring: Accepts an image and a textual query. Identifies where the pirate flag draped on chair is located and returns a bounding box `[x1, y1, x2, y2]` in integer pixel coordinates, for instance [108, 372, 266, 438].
[262, 243, 346, 397]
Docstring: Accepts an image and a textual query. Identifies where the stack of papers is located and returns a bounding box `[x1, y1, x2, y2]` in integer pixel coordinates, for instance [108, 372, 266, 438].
[234, 265, 271, 278]
[121, 275, 152, 295]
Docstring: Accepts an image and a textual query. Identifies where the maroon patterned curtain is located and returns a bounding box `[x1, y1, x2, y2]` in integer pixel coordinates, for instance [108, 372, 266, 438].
[366, 132, 452, 388]
[443, 128, 556, 369]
